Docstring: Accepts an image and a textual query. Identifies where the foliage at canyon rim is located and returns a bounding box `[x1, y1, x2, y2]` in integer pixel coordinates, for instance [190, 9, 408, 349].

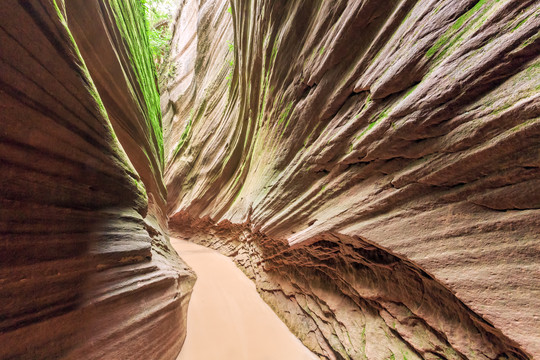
[141, 0, 176, 73]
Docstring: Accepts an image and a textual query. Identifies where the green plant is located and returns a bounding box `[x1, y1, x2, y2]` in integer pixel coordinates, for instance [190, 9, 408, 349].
[140, 0, 175, 67]
[426, 0, 488, 58]
[225, 40, 235, 90]
[109, 0, 165, 164]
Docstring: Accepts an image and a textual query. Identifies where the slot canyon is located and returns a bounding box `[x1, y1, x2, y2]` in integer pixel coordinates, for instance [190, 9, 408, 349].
[0, 0, 539, 359]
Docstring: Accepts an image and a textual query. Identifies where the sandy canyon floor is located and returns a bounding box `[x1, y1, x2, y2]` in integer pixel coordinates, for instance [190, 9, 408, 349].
[171, 238, 317, 360]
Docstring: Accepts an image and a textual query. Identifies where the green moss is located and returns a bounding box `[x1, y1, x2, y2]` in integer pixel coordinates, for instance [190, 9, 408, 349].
[512, 12, 533, 32]
[492, 102, 512, 115]
[443, 347, 459, 359]
[403, 83, 419, 99]
[370, 46, 385, 65]
[135, 177, 147, 196]
[53, 2, 108, 118]
[51, 0, 149, 202]
[426, 0, 489, 59]
[365, 120, 377, 132]
[377, 108, 390, 121]
[361, 326, 367, 354]
[511, 118, 536, 132]
[224, 36, 237, 99]
[171, 109, 194, 159]
[303, 128, 317, 150]
[109, 0, 164, 166]
[231, 183, 244, 204]
[225, 57, 235, 84]
[269, 44, 278, 73]
[52, 1, 124, 151]
[401, 9, 413, 24]
[229, 158, 248, 194]
[512, 18, 527, 32]
[355, 108, 390, 140]
[278, 101, 295, 137]
[278, 101, 294, 125]
[520, 31, 540, 49]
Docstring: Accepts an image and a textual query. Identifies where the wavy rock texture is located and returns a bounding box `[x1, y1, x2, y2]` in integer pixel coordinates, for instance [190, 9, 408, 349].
[163, 0, 540, 358]
[66, 0, 169, 227]
[0, 1, 194, 359]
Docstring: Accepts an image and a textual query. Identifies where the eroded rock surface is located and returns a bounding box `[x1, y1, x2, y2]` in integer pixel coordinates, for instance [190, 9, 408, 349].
[163, 0, 540, 358]
[0, 1, 194, 359]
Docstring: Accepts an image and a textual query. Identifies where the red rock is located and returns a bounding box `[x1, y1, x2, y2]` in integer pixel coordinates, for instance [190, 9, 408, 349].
[0, 2, 194, 359]
[163, 0, 540, 358]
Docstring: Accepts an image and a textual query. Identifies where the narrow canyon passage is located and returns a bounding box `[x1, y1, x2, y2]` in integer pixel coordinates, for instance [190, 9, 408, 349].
[171, 238, 317, 360]
[1, 0, 539, 359]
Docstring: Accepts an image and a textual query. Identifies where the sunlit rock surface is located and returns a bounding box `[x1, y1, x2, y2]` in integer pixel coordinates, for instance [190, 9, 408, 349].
[163, 0, 540, 358]
[0, 1, 194, 359]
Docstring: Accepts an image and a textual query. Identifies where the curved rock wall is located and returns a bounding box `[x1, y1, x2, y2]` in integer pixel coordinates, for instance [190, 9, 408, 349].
[0, 1, 194, 359]
[163, 0, 540, 358]
[66, 0, 169, 227]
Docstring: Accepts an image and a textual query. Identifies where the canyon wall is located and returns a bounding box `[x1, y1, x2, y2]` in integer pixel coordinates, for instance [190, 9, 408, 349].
[163, 0, 540, 359]
[0, 1, 194, 359]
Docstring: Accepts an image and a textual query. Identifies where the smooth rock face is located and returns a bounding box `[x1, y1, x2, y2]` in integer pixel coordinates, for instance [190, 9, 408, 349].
[0, 1, 194, 359]
[163, 0, 540, 358]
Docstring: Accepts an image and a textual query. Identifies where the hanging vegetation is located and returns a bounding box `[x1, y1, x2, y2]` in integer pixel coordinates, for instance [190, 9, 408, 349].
[140, 0, 175, 71]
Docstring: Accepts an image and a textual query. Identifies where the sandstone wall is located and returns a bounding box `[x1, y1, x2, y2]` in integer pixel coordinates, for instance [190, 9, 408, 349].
[0, 1, 194, 359]
[163, 0, 540, 358]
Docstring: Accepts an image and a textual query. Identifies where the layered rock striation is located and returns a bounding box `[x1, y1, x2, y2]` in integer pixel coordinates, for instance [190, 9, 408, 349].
[163, 0, 540, 358]
[0, 1, 194, 359]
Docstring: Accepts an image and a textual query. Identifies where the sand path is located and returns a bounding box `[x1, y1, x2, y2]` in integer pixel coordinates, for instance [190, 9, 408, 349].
[171, 238, 317, 360]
